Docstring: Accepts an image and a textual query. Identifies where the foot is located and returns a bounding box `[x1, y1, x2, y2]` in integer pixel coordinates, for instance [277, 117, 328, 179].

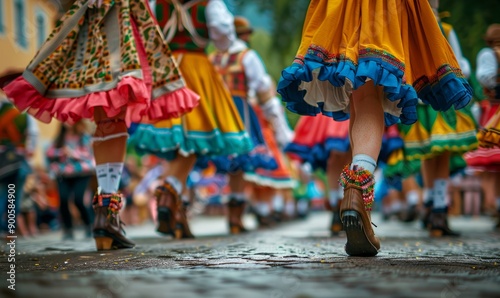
[421, 206, 432, 230]
[176, 201, 195, 239]
[227, 198, 247, 235]
[330, 208, 343, 236]
[399, 204, 418, 223]
[428, 212, 460, 237]
[340, 185, 380, 257]
[62, 229, 74, 241]
[93, 193, 135, 250]
[155, 183, 194, 239]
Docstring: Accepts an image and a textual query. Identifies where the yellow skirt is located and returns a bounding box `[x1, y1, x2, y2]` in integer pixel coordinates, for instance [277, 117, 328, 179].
[278, 0, 472, 126]
[130, 52, 253, 159]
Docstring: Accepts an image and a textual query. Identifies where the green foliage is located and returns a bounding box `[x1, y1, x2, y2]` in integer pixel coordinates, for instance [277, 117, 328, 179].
[439, 0, 500, 70]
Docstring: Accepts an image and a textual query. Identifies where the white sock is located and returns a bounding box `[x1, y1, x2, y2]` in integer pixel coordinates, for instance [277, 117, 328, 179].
[272, 195, 284, 212]
[96, 162, 124, 194]
[433, 179, 448, 211]
[406, 190, 419, 206]
[297, 200, 308, 213]
[230, 193, 246, 202]
[423, 188, 434, 206]
[165, 176, 182, 195]
[351, 154, 377, 174]
[254, 203, 270, 216]
[329, 189, 340, 208]
[284, 202, 295, 217]
[181, 194, 190, 203]
[390, 201, 403, 213]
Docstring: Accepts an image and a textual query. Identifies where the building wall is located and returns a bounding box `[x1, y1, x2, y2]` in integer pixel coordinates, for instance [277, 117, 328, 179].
[0, 0, 63, 169]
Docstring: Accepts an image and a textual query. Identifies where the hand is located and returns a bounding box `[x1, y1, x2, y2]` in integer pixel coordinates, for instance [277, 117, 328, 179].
[261, 97, 295, 148]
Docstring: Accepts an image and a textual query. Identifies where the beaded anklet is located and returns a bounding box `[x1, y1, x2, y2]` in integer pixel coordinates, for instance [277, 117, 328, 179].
[154, 181, 180, 200]
[339, 164, 375, 211]
[93, 193, 124, 218]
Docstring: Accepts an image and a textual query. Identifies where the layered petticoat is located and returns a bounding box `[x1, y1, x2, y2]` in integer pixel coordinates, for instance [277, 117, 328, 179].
[277, 0, 472, 126]
[284, 114, 349, 171]
[464, 104, 500, 172]
[382, 103, 478, 180]
[2, 0, 199, 125]
[129, 52, 253, 159]
[195, 96, 277, 174]
[243, 105, 297, 189]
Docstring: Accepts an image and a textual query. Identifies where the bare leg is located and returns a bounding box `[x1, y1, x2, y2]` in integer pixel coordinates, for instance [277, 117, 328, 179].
[91, 107, 134, 250]
[340, 81, 384, 256]
[350, 81, 385, 161]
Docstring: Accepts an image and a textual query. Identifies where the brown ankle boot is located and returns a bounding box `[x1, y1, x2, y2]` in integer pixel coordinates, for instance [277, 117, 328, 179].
[93, 193, 135, 251]
[227, 198, 247, 234]
[155, 183, 179, 236]
[330, 206, 343, 236]
[339, 165, 380, 256]
[340, 185, 380, 256]
[176, 201, 195, 239]
[155, 183, 194, 239]
[428, 212, 460, 237]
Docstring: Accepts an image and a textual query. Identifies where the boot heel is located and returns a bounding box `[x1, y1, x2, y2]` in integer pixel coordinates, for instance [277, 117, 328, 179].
[230, 224, 241, 235]
[174, 226, 183, 239]
[430, 229, 443, 238]
[157, 207, 173, 235]
[341, 210, 378, 257]
[95, 236, 113, 251]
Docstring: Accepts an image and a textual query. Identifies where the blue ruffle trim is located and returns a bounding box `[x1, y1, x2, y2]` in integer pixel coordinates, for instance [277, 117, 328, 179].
[285, 137, 350, 171]
[128, 124, 254, 160]
[195, 151, 278, 174]
[277, 53, 472, 126]
[379, 135, 405, 163]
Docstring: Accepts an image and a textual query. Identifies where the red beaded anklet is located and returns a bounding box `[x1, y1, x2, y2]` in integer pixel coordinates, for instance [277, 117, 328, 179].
[339, 164, 375, 211]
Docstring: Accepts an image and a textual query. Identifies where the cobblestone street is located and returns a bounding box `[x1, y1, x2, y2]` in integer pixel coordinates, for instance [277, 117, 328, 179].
[1, 212, 500, 298]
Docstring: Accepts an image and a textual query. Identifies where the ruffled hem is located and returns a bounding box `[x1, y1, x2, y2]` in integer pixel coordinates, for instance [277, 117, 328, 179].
[243, 173, 298, 189]
[284, 137, 350, 171]
[464, 148, 500, 167]
[129, 124, 254, 160]
[278, 51, 472, 126]
[477, 129, 500, 148]
[195, 151, 278, 174]
[3, 75, 199, 126]
[404, 137, 478, 161]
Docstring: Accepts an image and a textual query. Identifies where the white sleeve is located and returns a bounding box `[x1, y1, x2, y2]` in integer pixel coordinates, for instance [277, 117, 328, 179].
[242, 50, 273, 95]
[447, 29, 470, 78]
[205, 0, 234, 51]
[476, 48, 498, 90]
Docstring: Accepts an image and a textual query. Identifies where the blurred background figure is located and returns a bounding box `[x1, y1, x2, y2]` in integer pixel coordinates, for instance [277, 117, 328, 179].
[46, 120, 94, 240]
[0, 91, 38, 237]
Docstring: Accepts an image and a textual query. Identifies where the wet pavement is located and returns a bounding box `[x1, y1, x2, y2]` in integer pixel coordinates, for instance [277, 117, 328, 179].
[1, 212, 500, 298]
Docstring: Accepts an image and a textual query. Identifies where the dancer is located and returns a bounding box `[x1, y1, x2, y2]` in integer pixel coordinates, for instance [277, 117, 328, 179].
[464, 23, 500, 230]
[1, 0, 199, 250]
[129, 0, 253, 239]
[278, 0, 472, 256]
[398, 0, 477, 236]
[47, 120, 94, 240]
[285, 114, 350, 235]
[201, 15, 296, 233]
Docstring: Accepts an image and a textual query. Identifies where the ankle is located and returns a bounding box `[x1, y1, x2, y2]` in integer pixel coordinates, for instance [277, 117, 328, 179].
[340, 164, 375, 211]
